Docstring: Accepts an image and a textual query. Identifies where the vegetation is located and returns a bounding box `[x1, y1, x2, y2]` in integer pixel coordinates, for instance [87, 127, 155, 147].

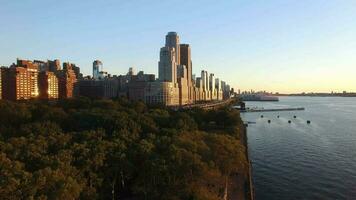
[0, 98, 248, 200]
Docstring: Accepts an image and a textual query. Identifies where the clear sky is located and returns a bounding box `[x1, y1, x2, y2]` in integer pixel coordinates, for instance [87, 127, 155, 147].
[1, 0, 356, 93]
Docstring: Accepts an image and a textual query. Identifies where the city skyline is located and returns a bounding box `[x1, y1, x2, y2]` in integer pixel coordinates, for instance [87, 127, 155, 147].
[1, 0, 356, 93]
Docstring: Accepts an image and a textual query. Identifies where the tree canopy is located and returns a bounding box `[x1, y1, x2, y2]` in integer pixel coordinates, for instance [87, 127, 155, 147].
[0, 98, 248, 200]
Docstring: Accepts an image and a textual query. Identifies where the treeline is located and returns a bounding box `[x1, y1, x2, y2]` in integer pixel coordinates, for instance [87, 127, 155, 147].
[0, 98, 248, 200]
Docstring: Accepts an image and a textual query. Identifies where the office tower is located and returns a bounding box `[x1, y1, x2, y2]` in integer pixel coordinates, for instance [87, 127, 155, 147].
[165, 32, 180, 65]
[57, 64, 77, 98]
[93, 60, 102, 80]
[17, 59, 39, 98]
[180, 44, 193, 103]
[158, 46, 177, 83]
[38, 71, 58, 99]
[48, 59, 61, 72]
[1, 66, 31, 100]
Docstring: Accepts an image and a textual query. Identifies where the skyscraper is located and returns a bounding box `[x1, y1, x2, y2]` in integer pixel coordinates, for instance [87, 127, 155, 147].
[209, 73, 215, 100]
[180, 44, 193, 103]
[165, 32, 180, 65]
[158, 46, 177, 83]
[93, 60, 102, 80]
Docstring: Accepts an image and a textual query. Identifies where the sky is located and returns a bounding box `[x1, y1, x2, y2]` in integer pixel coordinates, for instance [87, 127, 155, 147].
[1, 0, 356, 94]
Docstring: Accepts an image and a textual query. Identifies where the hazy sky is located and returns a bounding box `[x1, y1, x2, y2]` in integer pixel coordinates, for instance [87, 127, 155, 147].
[1, 0, 356, 93]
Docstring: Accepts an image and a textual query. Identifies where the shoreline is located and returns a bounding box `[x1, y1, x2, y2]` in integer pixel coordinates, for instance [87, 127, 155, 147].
[243, 124, 255, 200]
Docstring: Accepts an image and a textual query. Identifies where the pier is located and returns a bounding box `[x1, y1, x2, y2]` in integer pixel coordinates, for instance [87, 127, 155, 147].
[239, 107, 305, 113]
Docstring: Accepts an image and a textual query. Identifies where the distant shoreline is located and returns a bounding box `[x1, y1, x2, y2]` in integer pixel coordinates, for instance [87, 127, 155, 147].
[276, 94, 356, 97]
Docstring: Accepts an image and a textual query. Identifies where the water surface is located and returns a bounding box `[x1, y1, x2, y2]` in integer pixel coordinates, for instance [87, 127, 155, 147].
[241, 97, 356, 200]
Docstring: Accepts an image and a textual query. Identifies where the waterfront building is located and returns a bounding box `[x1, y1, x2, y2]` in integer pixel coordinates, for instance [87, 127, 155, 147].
[38, 71, 58, 99]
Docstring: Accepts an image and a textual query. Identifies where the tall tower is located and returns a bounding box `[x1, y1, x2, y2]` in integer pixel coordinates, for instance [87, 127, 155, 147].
[165, 32, 180, 65]
[209, 73, 215, 93]
[158, 46, 177, 83]
[93, 60, 102, 80]
[180, 44, 192, 86]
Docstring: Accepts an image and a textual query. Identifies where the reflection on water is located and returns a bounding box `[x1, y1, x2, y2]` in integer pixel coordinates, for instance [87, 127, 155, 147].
[241, 97, 356, 200]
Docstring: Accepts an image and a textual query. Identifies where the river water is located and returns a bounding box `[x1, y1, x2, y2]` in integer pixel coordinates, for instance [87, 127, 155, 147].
[241, 97, 356, 200]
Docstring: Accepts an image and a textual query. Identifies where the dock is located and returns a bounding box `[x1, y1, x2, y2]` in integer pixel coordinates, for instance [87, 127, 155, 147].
[239, 107, 305, 113]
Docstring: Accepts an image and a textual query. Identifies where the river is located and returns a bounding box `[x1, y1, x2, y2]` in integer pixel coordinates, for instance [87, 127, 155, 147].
[241, 96, 356, 200]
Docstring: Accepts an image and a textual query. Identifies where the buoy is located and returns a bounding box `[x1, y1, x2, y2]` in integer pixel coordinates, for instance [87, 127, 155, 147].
[261, 115, 264, 118]
[293, 116, 297, 118]
[268, 120, 271, 123]
[288, 120, 291, 123]
[277, 115, 280, 118]
[307, 120, 311, 124]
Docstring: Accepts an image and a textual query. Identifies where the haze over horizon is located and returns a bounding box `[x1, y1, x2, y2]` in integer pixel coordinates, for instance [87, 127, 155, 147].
[1, 0, 356, 94]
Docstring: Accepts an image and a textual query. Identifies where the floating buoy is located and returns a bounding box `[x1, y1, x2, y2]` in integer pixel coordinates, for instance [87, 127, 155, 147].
[268, 120, 271, 123]
[261, 115, 264, 118]
[277, 115, 280, 118]
[288, 120, 291, 123]
[307, 120, 311, 124]
[293, 116, 297, 118]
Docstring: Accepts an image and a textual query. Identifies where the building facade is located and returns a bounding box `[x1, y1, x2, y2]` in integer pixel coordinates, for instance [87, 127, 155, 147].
[38, 71, 59, 99]
[1, 67, 31, 100]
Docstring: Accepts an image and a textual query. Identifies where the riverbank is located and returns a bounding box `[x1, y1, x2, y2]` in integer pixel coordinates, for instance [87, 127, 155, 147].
[225, 115, 254, 200]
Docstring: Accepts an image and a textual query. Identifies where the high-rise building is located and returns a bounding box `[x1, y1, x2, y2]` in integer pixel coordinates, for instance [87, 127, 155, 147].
[57, 64, 77, 98]
[17, 59, 39, 98]
[1, 66, 31, 100]
[165, 32, 180, 65]
[158, 46, 177, 83]
[93, 60, 102, 80]
[38, 71, 58, 99]
[64, 62, 81, 79]
[180, 44, 193, 103]
[209, 73, 216, 100]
